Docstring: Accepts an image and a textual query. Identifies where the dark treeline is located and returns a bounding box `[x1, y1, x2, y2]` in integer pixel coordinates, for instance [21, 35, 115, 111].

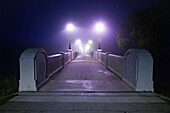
[116, 1, 170, 94]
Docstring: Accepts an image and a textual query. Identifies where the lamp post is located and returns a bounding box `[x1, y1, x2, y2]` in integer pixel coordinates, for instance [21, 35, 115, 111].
[88, 40, 93, 45]
[67, 36, 72, 50]
[95, 22, 105, 52]
[88, 40, 93, 52]
[66, 23, 74, 51]
[76, 39, 81, 54]
[97, 37, 102, 49]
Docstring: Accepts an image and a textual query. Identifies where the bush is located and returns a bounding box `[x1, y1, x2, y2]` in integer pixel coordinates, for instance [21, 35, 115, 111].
[0, 75, 18, 97]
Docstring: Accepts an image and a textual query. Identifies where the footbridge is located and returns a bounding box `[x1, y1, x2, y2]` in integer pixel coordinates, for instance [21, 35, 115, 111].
[19, 48, 153, 92]
[0, 48, 170, 113]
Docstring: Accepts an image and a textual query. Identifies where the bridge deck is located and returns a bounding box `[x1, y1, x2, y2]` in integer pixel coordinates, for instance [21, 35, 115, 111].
[1, 56, 170, 113]
[40, 56, 132, 92]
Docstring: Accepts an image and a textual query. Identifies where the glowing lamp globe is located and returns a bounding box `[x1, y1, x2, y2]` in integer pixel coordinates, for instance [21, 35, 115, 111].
[67, 24, 74, 31]
[76, 39, 81, 45]
[88, 40, 93, 44]
[85, 44, 90, 50]
[95, 23, 105, 32]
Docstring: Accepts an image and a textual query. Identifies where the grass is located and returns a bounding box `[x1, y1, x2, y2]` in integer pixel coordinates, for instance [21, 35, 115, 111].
[0, 75, 19, 105]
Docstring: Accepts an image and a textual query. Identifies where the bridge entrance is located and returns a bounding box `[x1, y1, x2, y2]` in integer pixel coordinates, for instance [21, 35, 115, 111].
[3, 49, 168, 113]
[39, 56, 132, 92]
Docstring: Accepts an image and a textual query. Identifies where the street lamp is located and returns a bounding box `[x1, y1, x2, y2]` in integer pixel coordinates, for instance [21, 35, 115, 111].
[66, 23, 74, 51]
[75, 39, 82, 53]
[95, 23, 105, 33]
[76, 39, 81, 45]
[95, 23, 105, 51]
[88, 40, 93, 52]
[67, 37, 72, 50]
[67, 24, 74, 31]
[88, 40, 93, 45]
[85, 44, 90, 52]
[97, 37, 102, 49]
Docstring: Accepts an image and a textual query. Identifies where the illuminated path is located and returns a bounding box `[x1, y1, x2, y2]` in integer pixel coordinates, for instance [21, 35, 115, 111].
[39, 56, 132, 92]
[1, 56, 170, 113]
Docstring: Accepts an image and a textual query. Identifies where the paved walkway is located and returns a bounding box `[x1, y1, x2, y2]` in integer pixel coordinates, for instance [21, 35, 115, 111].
[40, 56, 132, 92]
[0, 56, 170, 113]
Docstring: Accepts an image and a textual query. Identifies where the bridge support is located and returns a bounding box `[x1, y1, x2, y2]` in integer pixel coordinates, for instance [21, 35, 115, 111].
[19, 48, 48, 91]
[124, 49, 154, 91]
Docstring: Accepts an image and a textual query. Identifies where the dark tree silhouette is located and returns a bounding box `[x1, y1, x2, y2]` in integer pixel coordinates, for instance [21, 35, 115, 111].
[116, 1, 170, 96]
[116, 6, 162, 52]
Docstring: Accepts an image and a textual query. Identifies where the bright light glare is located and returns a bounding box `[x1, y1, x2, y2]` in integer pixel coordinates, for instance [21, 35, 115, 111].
[85, 44, 90, 51]
[88, 40, 93, 44]
[76, 39, 81, 45]
[95, 23, 105, 32]
[66, 24, 74, 31]
[85, 44, 90, 49]
[79, 45, 83, 53]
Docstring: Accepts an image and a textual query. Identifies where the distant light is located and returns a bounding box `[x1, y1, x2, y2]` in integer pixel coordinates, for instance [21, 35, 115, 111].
[85, 44, 90, 52]
[88, 40, 93, 44]
[76, 39, 81, 45]
[85, 44, 90, 50]
[79, 45, 83, 53]
[66, 24, 74, 31]
[95, 23, 105, 32]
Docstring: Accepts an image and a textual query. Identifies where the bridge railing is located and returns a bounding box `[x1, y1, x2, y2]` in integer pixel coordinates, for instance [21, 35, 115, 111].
[107, 54, 124, 78]
[72, 51, 78, 59]
[93, 49, 153, 91]
[48, 54, 63, 78]
[64, 52, 71, 65]
[93, 51, 98, 60]
[19, 48, 78, 91]
[98, 52, 106, 65]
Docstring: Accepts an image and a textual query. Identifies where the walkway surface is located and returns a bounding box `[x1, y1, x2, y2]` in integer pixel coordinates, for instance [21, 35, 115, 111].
[40, 56, 132, 92]
[0, 56, 170, 113]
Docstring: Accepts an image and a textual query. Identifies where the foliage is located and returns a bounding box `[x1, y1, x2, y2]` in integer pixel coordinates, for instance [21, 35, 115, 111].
[116, 23, 133, 52]
[116, 1, 170, 96]
[116, 36, 130, 52]
[0, 94, 18, 105]
[116, 3, 169, 55]
[0, 75, 18, 97]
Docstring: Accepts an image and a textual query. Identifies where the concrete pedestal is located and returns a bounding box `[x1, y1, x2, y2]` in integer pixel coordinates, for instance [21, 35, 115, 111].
[19, 48, 48, 91]
[124, 49, 154, 91]
[67, 49, 72, 52]
[97, 49, 102, 52]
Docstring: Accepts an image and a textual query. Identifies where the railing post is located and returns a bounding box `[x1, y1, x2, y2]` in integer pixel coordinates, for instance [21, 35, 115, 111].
[97, 49, 102, 61]
[58, 51, 65, 67]
[105, 52, 112, 68]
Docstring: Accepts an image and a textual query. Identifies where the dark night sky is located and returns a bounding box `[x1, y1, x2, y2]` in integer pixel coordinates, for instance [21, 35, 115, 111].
[0, 0, 160, 77]
[0, 0, 159, 53]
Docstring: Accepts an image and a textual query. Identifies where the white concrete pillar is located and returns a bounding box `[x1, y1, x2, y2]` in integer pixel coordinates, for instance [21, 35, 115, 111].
[124, 49, 154, 91]
[19, 48, 48, 91]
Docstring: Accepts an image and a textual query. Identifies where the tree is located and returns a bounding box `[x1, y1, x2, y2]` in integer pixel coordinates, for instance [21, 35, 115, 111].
[116, 5, 166, 55]
[116, 1, 170, 95]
